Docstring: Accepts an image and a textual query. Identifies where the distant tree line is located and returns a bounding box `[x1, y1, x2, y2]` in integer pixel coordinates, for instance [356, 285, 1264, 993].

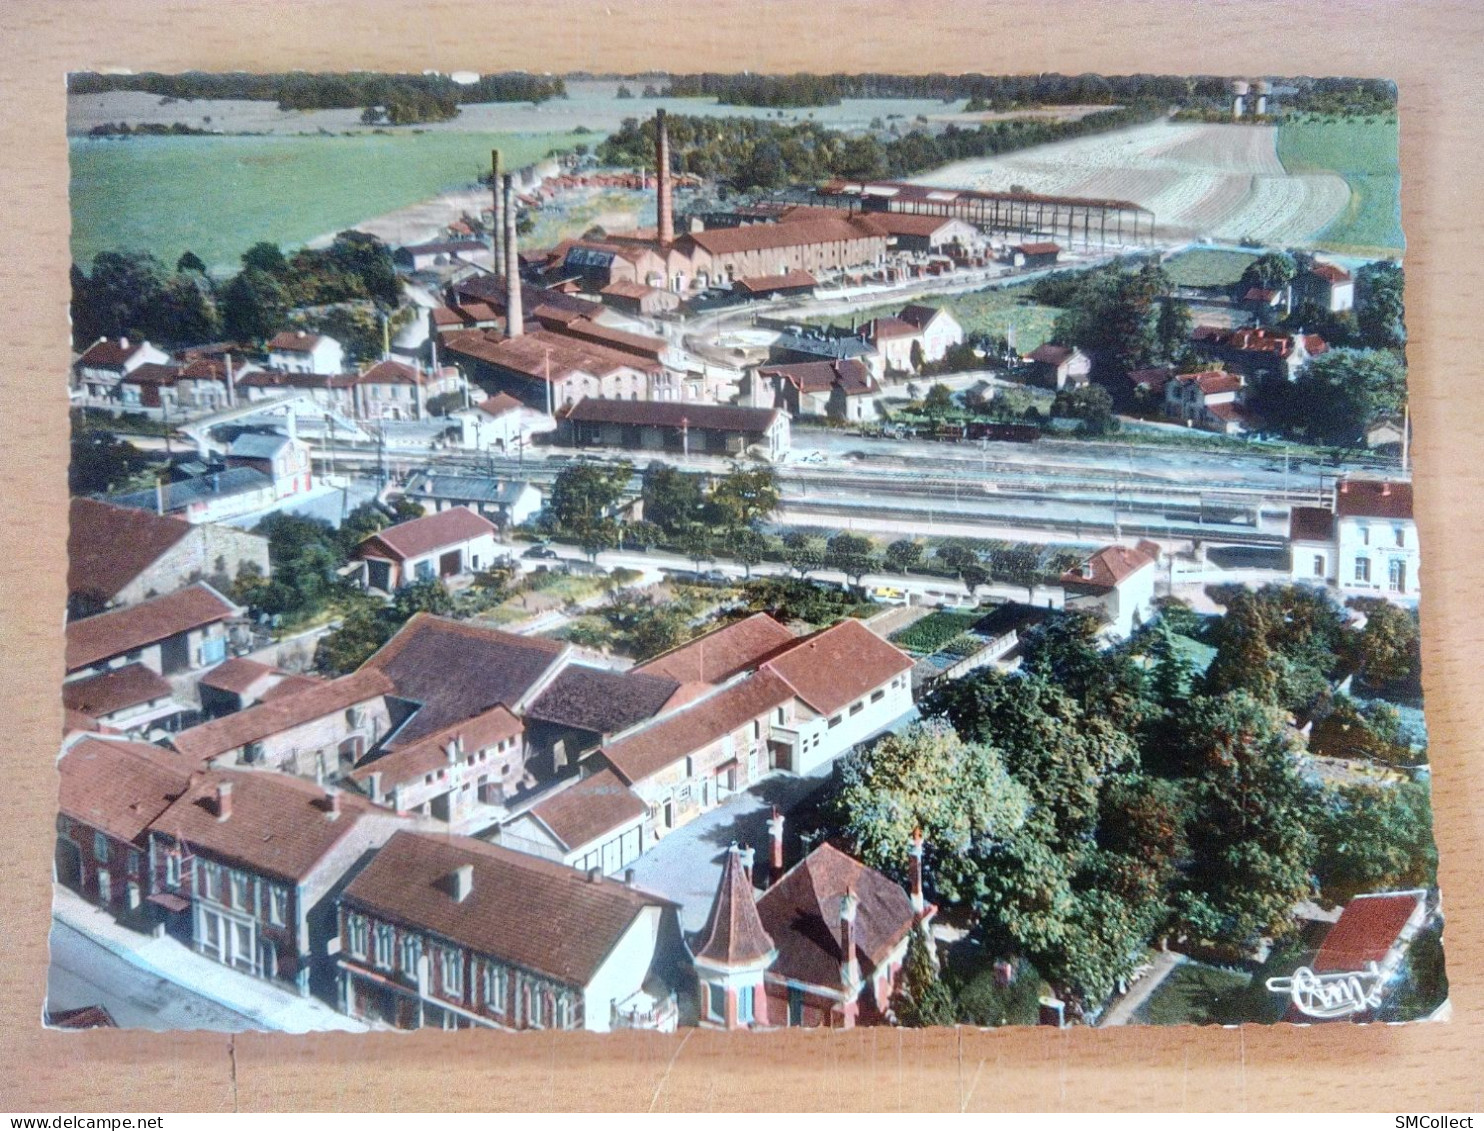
[70, 71, 567, 125]
[86, 121, 218, 137]
[596, 104, 1160, 190]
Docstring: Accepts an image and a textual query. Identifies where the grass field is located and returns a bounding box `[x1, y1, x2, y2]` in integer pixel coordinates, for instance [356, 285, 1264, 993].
[810, 282, 1063, 352]
[1162, 247, 1259, 289]
[70, 130, 587, 271]
[889, 610, 984, 654]
[1277, 116, 1404, 254]
[1134, 961, 1253, 1026]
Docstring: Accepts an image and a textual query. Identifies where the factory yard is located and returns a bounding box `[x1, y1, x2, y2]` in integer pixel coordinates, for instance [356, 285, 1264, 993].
[915, 120, 1359, 249]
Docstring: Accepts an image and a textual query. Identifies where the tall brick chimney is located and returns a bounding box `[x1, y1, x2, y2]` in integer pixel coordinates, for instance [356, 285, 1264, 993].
[215, 781, 233, 822]
[838, 887, 859, 988]
[908, 827, 925, 916]
[503, 174, 522, 339]
[655, 108, 674, 246]
[766, 806, 785, 887]
[490, 148, 503, 271]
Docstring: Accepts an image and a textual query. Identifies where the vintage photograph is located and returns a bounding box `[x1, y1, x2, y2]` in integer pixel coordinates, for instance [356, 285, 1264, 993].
[51, 69, 1441, 1034]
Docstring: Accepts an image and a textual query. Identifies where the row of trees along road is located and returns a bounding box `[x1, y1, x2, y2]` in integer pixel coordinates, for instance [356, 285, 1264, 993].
[825, 584, 1435, 1023]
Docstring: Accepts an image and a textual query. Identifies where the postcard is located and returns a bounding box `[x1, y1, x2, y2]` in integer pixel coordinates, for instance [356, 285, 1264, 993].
[49, 70, 1440, 1034]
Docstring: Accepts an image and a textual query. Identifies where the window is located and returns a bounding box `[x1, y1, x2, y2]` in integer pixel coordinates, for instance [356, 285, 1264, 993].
[1313, 554, 1325, 577]
[346, 913, 368, 959]
[1355, 557, 1372, 584]
[849, 701, 864, 717]
[268, 887, 287, 927]
[93, 832, 109, 864]
[165, 853, 181, 889]
[415, 559, 435, 582]
[828, 715, 842, 729]
[127, 849, 142, 879]
[556, 995, 574, 1029]
[870, 689, 885, 703]
[528, 986, 545, 1028]
[202, 910, 222, 954]
[374, 923, 394, 969]
[1359, 524, 1370, 546]
[706, 983, 726, 1023]
[200, 861, 221, 902]
[1394, 525, 1406, 547]
[440, 948, 463, 997]
[398, 933, 422, 977]
[1389, 559, 1407, 592]
[737, 985, 755, 1025]
[229, 871, 248, 911]
[97, 870, 111, 904]
[484, 964, 508, 1015]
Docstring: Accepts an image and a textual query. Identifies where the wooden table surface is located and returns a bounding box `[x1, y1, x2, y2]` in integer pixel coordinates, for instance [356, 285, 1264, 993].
[1, 0, 1480, 1111]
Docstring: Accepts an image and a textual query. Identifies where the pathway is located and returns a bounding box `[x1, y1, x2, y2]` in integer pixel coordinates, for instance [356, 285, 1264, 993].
[1098, 949, 1186, 1027]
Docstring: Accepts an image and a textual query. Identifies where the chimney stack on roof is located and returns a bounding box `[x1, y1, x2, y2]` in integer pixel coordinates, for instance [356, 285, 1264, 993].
[587, 866, 603, 884]
[503, 174, 523, 339]
[839, 886, 859, 987]
[452, 863, 473, 903]
[1382, 481, 1392, 496]
[324, 787, 342, 820]
[767, 806, 785, 888]
[656, 109, 674, 247]
[215, 781, 233, 822]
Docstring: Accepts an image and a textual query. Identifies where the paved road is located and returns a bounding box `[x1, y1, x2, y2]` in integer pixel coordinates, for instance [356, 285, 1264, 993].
[46, 920, 256, 1031]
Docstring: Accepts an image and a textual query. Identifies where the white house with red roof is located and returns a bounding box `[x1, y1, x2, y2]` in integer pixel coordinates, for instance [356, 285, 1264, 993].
[1286, 478, 1418, 602]
[1060, 542, 1160, 638]
[864, 303, 963, 372]
[1297, 261, 1356, 313]
[73, 337, 170, 400]
[267, 331, 344, 376]
[1163, 369, 1249, 434]
[448, 391, 546, 453]
[1023, 343, 1091, 390]
[353, 506, 500, 591]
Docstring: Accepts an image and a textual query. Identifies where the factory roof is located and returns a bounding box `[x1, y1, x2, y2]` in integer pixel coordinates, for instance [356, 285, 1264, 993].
[563, 397, 781, 434]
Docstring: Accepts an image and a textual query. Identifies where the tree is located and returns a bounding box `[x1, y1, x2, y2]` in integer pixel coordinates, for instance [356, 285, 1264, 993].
[1286, 348, 1408, 447]
[825, 532, 877, 588]
[391, 577, 455, 620]
[70, 428, 152, 495]
[935, 543, 978, 578]
[550, 460, 632, 539]
[884, 538, 923, 575]
[678, 524, 715, 571]
[989, 545, 1040, 601]
[240, 241, 289, 276]
[731, 526, 769, 579]
[315, 604, 393, 674]
[923, 383, 955, 419]
[220, 266, 290, 342]
[579, 518, 621, 563]
[1153, 299, 1193, 367]
[1240, 251, 1297, 292]
[890, 929, 956, 1027]
[176, 250, 208, 274]
[640, 462, 704, 534]
[1051, 384, 1115, 434]
[1313, 782, 1437, 907]
[1355, 260, 1405, 349]
[1351, 598, 1421, 690]
[960, 563, 991, 601]
[615, 83, 634, 99]
[910, 340, 927, 373]
[708, 464, 780, 529]
[782, 531, 825, 578]
[71, 251, 170, 347]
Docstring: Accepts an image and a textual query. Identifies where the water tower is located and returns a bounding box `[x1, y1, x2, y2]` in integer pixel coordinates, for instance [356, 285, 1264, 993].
[1254, 80, 1272, 116]
[1231, 79, 1250, 119]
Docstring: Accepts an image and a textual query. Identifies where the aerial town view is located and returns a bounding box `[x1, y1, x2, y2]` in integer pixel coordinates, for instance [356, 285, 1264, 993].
[50, 69, 1442, 1034]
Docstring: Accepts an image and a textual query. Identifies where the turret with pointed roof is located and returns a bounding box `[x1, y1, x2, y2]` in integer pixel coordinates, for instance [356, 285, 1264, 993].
[690, 843, 776, 1028]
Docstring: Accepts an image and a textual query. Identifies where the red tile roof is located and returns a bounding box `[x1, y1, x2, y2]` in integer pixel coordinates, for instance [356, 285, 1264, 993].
[1174, 370, 1244, 396]
[557, 318, 667, 363]
[1335, 478, 1414, 520]
[1203, 402, 1248, 424]
[58, 736, 195, 846]
[863, 212, 965, 239]
[121, 362, 182, 387]
[636, 613, 796, 685]
[267, 331, 327, 353]
[564, 398, 780, 434]
[602, 669, 796, 785]
[65, 582, 237, 672]
[600, 280, 661, 300]
[153, 769, 399, 882]
[1027, 343, 1076, 366]
[197, 657, 279, 696]
[356, 506, 497, 563]
[735, 271, 818, 295]
[356, 360, 424, 386]
[1310, 263, 1352, 284]
[527, 768, 648, 853]
[341, 831, 669, 986]
[67, 498, 194, 605]
[1060, 544, 1157, 592]
[62, 663, 174, 718]
[476, 393, 525, 418]
[897, 303, 947, 330]
[1015, 241, 1062, 255]
[443, 328, 661, 383]
[869, 316, 922, 341]
[169, 668, 395, 764]
[1290, 506, 1336, 542]
[348, 703, 522, 793]
[686, 216, 885, 257]
[692, 845, 775, 968]
[525, 665, 680, 736]
[236, 370, 358, 391]
[1313, 891, 1426, 973]
[756, 358, 877, 396]
[759, 618, 914, 717]
[756, 842, 917, 991]
[76, 338, 150, 369]
[1127, 366, 1175, 392]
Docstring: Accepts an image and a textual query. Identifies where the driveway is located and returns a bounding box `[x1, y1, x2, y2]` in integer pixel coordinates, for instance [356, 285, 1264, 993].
[625, 763, 836, 934]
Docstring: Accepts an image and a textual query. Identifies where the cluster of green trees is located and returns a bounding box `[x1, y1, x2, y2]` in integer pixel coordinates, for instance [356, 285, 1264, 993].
[826, 585, 1436, 1020]
[71, 71, 566, 121]
[86, 121, 217, 137]
[70, 420, 154, 495]
[596, 105, 1159, 191]
[1032, 260, 1191, 377]
[70, 232, 401, 357]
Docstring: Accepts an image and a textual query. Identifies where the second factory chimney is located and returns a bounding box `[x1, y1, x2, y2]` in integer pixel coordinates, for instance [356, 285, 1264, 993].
[503, 173, 522, 339]
[490, 148, 503, 272]
[655, 108, 674, 246]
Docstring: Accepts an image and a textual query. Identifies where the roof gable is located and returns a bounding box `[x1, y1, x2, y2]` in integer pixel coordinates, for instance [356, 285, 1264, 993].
[356, 506, 497, 563]
[68, 498, 194, 604]
[758, 618, 913, 716]
[65, 582, 237, 672]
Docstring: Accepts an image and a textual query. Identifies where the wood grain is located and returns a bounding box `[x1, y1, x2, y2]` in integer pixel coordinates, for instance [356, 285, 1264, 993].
[1, 0, 1481, 1112]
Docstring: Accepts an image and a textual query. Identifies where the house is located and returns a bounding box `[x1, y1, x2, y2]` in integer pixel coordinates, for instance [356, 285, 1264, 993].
[1008, 241, 1061, 269]
[168, 667, 398, 778]
[108, 467, 280, 525]
[1163, 369, 1249, 434]
[1192, 325, 1326, 382]
[267, 331, 344, 376]
[1023, 343, 1091, 390]
[767, 329, 883, 380]
[442, 328, 674, 413]
[66, 498, 270, 619]
[336, 831, 685, 1031]
[196, 658, 322, 718]
[1335, 478, 1418, 601]
[61, 663, 185, 737]
[353, 506, 501, 591]
[600, 280, 682, 317]
[1060, 542, 1160, 638]
[858, 213, 980, 255]
[1289, 506, 1338, 587]
[1282, 890, 1430, 1023]
[692, 833, 933, 1030]
[602, 618, 913, 840]
[236, 369, 360, 416]
[54, 735, 194, 921]
[148, 770, 409, 995]
[521, 664, 684, 780]
[173, 355, 254, 411]
[225, 431, 313, 499]
[353, 360, 465, 421]
[394, 240, 493, 272]
[865, 304, 964, 372]
[118, 363, 182, 410]
[733, 271, 818, 300]
[497, 767, 650, 876]
[1239, 285, 1290, 325]
[64, 581, 239, 680]
[446, 393, 545, 454]
[753, 358, 881, 422]
[1295, 262, 1356, 313]
[1124, 366, 1175, 405]
[560, 398, 791, 461]
[73, 337, 171, 400]
[403, 472, 543, 531]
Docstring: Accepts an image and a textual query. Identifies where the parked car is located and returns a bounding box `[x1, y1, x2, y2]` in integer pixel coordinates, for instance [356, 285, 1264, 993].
[870, 586, 908, 605]
[523, 543, 560, 560]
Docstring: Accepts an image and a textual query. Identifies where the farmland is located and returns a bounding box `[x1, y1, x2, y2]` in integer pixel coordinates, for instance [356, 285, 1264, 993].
[915, 120, 1352, 248]
[1162, 247, 1259, 289]
[69, 130, 586, 271]
[1276, 116, 1403, 254]
[806, 281, 1063, 352]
